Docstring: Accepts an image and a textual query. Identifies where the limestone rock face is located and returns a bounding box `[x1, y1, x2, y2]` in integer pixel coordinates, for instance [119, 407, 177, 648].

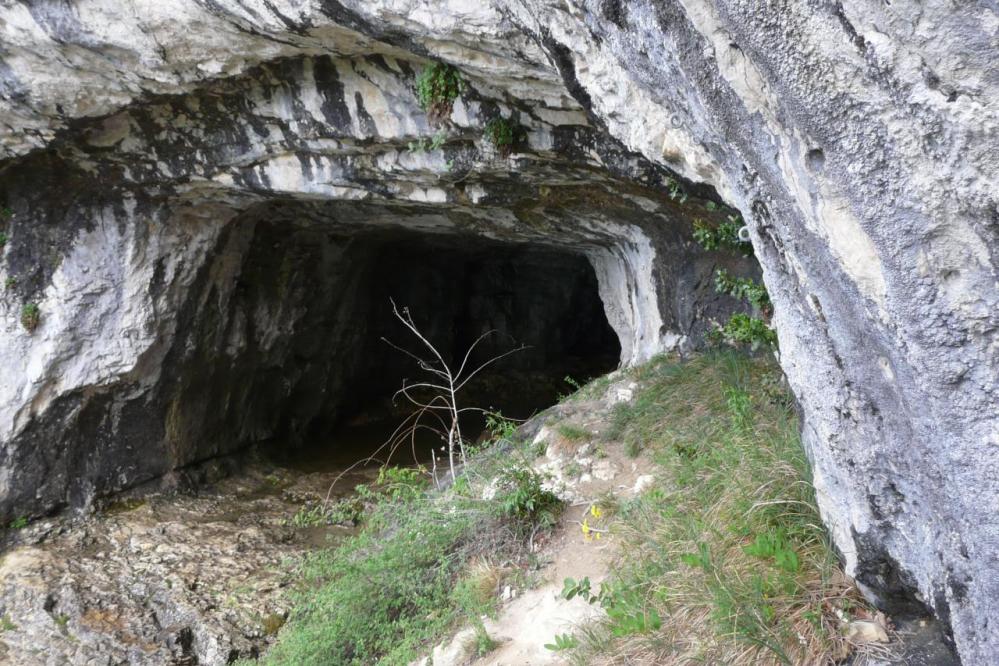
[0, 1, 996, 663]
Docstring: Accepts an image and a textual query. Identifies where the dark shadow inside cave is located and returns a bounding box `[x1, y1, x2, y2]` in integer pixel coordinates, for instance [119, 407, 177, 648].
[236, 223, 622, 472]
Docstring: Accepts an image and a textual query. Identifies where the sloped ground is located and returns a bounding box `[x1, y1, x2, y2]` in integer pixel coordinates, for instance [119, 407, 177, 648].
[417, 352, 907, 666]
[0, 352, 946, 666]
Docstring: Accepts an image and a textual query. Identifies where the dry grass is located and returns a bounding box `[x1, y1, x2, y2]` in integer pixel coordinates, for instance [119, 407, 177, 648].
[571, 351, 879, 666]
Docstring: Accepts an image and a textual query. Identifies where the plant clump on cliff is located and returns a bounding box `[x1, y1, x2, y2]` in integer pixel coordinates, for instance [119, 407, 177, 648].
[20, 303, 40, 332]
[693, 212, 776, 349]
[483, 117, 523, 157]
[415, 62, 464, 124]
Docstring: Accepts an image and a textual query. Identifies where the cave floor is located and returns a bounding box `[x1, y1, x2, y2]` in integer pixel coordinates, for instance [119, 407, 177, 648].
[0, 459, 375, 664]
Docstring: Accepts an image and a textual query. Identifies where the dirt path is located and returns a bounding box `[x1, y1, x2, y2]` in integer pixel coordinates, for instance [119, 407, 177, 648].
[420, 382, 654, 666]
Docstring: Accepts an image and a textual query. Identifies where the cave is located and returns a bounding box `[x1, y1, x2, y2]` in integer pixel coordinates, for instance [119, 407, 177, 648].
[2, 0, 996, 662]
[209, 216, 622, 471]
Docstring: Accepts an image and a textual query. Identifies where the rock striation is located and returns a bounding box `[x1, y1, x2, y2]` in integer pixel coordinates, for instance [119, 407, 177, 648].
[0, 1, 996, 662]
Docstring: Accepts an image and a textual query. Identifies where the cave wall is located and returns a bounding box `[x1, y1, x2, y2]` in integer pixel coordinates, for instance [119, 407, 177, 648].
[0, 26, 752, 525]
[1, 1, 995, 662]
[496, 1, 999, 661]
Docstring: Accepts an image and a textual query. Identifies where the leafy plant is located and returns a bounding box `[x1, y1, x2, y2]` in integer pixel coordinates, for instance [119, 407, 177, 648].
[407, 130, 447, 153]
[692, 215, 748, 253]
[497, 465, 562, 535]
[0, 232, 7, 248]
[485, 412, 517, 442]
[666, 178, 688, 204]
[560, 577, 661, 637]
[714, 269, 771, 313]
[20, 303, 40, 332]
[0, 615, 17, 632]
[545, 632, 579, 651]
[4, 277, 15, 290]
[415, 62, 464, 124]
[744, 529, 800, 573]
[290, 498, 363, 527]
[8, 516, 27, 530]
[712, 313, 778, 349]
[483, 117, 521, 157]
[679, 541, 713, 571]
[561, 576, 597, 603]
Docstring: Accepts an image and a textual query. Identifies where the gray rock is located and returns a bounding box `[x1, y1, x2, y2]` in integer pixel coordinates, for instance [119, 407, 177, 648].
[0, 0, 995, 662]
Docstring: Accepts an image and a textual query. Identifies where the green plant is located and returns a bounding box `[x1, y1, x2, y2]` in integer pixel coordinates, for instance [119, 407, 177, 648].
[407, 130, 448, 153]
[20, 303, 40, 332]
[666, 178, 689, 204]
[497, 465, 563, 535]
[0, 615, 17, 632]
[712, 313, 778, 349]
[545, 632, 579, 652]
[692, 215, 748, 253]
[560, 577, 661, 637]
[0, 232, 7, 248]
[724, 386, 753, 430]
[483, 117, 521, 157]
[415, 62, 464, 123]
[561, 576, 596, 602]
[485, 412, 517, 442]
[4, 277, 16, 290]
[8, 516, 27, 530]
[290, 498, 363, 528]
[743, 529, 800, 573]
[557, 375, 585, 401]
[556, 423, 590, 442]
[372, 465, 429, 502]
[714, 269, 771, 313]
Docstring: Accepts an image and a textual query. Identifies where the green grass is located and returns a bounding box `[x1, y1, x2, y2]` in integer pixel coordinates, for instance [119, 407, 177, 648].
[556, 423, 591, 442]
[571, 351, 869, 665]
[254, 447, 561, 666]
[20, 303, 40, 332]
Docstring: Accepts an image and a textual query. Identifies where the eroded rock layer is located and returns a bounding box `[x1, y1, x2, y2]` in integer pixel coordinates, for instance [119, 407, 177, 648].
[0, 1, 996, 662]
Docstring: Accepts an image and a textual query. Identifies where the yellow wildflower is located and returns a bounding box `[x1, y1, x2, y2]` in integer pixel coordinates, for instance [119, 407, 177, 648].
[590, 504, 603, 519]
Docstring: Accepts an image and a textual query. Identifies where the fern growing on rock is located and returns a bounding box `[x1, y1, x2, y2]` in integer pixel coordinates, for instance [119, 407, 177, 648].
[415, 62, 464, 124]
[483, 117, 522, 157]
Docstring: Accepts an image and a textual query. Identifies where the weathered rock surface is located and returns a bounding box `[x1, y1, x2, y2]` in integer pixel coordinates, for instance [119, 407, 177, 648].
[0, 462, 373, 665]
[0, 0, 996, 663]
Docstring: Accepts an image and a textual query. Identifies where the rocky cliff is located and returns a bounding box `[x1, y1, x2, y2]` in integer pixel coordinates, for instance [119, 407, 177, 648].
[0, 1, 996, 663]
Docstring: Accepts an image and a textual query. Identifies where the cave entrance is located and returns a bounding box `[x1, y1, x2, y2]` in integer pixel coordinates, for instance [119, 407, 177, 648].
[250, 225, 621, 473]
